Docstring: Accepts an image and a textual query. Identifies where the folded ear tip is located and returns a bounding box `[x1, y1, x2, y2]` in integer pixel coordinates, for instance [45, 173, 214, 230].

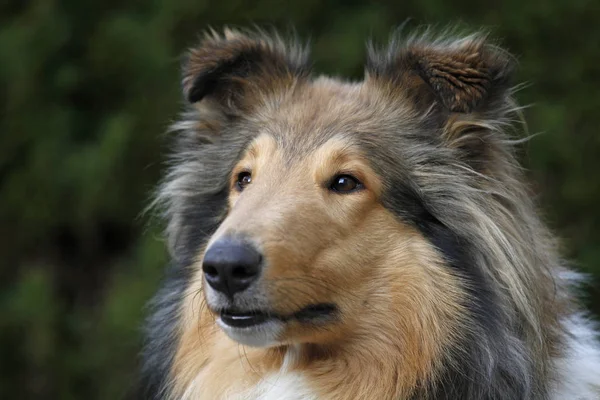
[180, 28, 311, 108]
[186, 73, 210, 103]
[181, 52, 214, 103]
[367, 28, 515, 114]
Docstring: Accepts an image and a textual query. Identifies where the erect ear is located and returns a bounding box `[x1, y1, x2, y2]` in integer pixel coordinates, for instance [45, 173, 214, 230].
[182, 29, 310, 112]
[366, 31, 514, 115]
[367, 31, 517, 173]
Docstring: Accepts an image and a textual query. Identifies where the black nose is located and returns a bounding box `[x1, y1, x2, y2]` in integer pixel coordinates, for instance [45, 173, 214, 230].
[202, 239, 262, 297]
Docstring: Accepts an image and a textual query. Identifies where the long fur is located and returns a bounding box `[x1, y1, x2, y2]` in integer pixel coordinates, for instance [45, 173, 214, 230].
[141, 28, 600, 399]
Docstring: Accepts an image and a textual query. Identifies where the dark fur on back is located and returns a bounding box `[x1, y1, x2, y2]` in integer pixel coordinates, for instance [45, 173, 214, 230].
[140, 28, 595, 399]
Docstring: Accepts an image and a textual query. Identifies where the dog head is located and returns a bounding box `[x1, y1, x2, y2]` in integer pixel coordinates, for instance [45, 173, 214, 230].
[162, 29, 516, 354]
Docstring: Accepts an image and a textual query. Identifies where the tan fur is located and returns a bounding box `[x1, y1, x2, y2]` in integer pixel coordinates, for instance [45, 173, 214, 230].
[174, 220, 466, 399]
[171, 89, 470, 397]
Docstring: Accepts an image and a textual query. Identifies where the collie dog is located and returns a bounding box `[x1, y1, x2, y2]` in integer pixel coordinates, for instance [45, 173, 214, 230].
[141, 28, 600, 399]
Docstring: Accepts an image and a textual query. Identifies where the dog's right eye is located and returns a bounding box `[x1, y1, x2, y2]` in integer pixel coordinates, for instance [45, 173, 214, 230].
[236, 171, 252, 191]
[329, 174, 363, 193]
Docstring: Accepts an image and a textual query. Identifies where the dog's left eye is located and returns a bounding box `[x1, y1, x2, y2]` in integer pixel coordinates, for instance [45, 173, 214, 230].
[329, 174, 362, 193]
[236, 171, 252, 191]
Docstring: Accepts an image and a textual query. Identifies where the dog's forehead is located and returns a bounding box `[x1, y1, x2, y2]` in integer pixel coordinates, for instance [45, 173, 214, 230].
[253, 77, 411, 154]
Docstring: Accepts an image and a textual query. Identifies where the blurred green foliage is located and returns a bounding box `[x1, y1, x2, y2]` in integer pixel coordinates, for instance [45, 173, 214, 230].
[1, 0, 599, 398]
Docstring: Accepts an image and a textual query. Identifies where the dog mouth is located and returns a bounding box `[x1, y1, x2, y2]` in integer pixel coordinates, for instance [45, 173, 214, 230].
[220, 310, 270, 328]
[220, 303, 338, 329]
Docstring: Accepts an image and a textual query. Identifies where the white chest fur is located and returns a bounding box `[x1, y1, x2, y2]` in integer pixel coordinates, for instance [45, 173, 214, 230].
[181, 346, 319, 400]
[181, 370, 318, 400]
[236, 372, 319, 400]
[232, 346, 318, 400]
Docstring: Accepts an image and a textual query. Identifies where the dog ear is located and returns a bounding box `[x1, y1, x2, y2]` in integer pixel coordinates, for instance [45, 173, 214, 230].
[366, 32, 514, 115]
[182, 29, 310, 112]
[367, 32, 517, 173]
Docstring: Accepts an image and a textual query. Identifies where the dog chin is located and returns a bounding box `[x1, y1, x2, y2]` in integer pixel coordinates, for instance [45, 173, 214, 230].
[216, 316, 285, 347]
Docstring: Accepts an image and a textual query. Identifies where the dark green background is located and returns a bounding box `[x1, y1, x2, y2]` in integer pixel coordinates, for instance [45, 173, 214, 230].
[1, 0, 599, 398]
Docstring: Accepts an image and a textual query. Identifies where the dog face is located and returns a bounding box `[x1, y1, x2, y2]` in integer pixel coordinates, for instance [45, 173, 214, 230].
[199, 81, 468, 349]
[171, 30, 514, 352]
[162, 26, 519, 383]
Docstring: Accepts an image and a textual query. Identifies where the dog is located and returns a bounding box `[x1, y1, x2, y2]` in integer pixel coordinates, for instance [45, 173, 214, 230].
[140, 28, 600, 399]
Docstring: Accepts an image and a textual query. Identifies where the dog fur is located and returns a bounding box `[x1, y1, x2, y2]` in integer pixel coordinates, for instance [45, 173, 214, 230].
[141, 28, 600, 399]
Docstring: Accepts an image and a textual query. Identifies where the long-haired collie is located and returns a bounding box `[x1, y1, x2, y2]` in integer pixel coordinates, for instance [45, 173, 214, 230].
[141, 28, 600, 399]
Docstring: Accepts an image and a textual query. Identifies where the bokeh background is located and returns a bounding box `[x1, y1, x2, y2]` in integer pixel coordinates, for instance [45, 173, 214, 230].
[1, 0, 599, 399]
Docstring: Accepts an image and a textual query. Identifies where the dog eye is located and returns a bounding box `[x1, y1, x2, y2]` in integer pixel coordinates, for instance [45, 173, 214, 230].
[236, 171, 252, 191]
[329, 174, 362, 193]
